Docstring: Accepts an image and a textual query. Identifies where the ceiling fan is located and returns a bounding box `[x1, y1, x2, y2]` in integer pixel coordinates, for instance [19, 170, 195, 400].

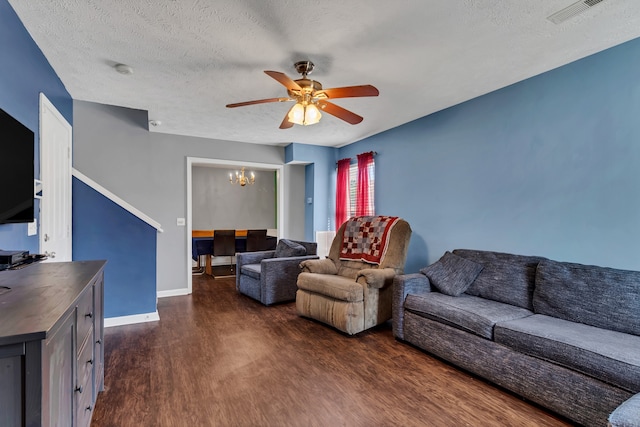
[226, 61, 379, 129]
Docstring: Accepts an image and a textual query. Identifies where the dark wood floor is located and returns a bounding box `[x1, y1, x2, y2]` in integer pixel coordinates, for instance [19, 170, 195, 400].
[91, 274, 572, 427]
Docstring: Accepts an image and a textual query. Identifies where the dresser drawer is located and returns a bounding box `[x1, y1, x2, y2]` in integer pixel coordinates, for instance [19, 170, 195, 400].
[75, 371, 94, 427]
[76, 329, 95, 394]
[76, 287, 94, 351]
[75, 332, 95, 427]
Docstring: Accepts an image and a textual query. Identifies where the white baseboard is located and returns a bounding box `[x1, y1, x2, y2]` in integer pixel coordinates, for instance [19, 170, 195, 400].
[157, 288, 191, 298]
[105, 311, 160, 328]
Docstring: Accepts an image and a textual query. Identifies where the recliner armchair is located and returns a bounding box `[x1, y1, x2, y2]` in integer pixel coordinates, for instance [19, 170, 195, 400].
[296, 216, 411, 335]
[236, 239, 318, 305]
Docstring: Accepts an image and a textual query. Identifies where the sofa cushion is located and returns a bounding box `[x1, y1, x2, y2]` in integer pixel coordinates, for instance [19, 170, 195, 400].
[533, 259, 640, 336]
[420, 252, 483, 296]
[297, 272, 363, 302]
[404, 293, 533, 339]
[453, 249, 545, 310]
[275, 239, 307, 258]
[609, 394, 640, 427]
[495, 314, 640, 392]
[240, 263, 261, 280]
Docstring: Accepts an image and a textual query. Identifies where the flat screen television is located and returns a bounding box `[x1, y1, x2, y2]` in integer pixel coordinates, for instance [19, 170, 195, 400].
[0, 108, 35, 224]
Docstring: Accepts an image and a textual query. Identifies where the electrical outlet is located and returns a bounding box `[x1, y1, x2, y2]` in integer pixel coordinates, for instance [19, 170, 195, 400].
[27, 219, 37, 236]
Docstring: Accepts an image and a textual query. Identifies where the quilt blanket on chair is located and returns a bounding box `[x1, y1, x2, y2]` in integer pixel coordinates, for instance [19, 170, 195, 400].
[340, 216, 399, 265]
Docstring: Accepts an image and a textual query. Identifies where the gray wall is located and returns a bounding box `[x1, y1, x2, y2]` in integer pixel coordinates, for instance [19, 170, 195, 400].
[283, 163, 306, 240]
[73, 100, 304, 293]
[192, 166, 276, 230]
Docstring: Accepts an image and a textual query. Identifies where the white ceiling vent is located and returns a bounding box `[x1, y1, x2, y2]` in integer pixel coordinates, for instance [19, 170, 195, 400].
[547, 0, 605, 24]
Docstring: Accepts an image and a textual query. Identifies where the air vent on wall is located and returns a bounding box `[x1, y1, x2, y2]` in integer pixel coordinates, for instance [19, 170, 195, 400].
[547, 0, 605, 24]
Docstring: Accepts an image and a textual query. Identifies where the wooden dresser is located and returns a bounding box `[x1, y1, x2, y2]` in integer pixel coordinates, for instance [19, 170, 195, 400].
[0, 260, 106, 427]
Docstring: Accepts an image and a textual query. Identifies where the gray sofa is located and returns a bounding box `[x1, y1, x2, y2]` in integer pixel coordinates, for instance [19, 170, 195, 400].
[392, 249, 640, 426]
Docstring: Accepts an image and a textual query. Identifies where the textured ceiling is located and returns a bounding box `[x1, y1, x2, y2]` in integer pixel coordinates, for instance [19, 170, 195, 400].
[8, 0, 640, 147]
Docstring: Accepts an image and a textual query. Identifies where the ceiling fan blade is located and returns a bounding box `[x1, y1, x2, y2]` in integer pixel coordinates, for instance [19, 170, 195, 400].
[264, 71, 302, 92]
[317, 100, 363, 125]
[316, 85, 379, 99]
[226, 97, 291, 108]
[279, 112, 294, 129]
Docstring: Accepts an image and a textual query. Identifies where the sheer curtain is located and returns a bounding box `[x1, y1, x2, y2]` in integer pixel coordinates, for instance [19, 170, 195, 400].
[335, 158, 351, 228]
[356, 152, 375, 216]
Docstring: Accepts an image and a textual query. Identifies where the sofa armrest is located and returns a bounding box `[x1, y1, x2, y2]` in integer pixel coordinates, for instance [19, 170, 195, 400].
[300, 258, 338, 274]
[392, 273, 432, 340]
[356, 268, 397, 289]
[609, 393, 640, 427]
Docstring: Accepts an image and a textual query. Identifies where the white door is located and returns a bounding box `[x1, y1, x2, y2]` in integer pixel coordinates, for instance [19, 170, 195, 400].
[39, 93, 72, 261]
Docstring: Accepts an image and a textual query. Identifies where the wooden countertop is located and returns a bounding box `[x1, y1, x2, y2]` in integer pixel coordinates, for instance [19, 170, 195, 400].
[0, 260, 106, 345]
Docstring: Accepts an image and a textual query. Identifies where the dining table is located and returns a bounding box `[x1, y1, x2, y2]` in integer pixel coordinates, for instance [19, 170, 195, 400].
[191, 230, 276, 275]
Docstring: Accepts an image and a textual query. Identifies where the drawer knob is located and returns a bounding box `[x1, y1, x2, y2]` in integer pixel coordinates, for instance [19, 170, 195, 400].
[96, 339, 102, 345]
[87, 359, 93, 365]
[85, 312, 93, 319]
[75, 385, 83, 394]
[85, 405, 92, 412]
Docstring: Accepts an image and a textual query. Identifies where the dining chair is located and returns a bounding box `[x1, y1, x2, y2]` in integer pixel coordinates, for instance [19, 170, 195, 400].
[213, 229, 236, 276]
[245, 229, 268, 252]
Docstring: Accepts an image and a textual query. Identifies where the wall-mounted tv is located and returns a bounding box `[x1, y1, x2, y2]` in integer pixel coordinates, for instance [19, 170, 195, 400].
[0, 108, 35, 224]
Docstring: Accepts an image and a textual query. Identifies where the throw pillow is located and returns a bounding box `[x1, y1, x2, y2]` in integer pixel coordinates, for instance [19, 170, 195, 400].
[274, 239, 307, 258]
[420, 251, 484, 296]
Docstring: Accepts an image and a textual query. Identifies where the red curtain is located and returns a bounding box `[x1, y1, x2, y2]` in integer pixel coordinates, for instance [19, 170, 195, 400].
[335, 158, 351, 228]
[356, 152, 374, 216]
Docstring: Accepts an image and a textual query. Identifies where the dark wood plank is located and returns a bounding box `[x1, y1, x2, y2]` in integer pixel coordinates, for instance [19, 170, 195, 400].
[91, 275, 572, 427]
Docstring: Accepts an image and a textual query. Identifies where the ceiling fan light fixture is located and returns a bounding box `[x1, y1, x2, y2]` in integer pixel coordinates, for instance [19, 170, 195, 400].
[304, 103, 321, 125]
[288, 102, 321, 126]
[227, 61, 378, 128]
[288, 103, 305, 125]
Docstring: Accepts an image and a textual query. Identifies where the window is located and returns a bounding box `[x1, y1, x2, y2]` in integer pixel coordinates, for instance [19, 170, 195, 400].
[347, 160, 375, 217]
[335, 152, 375, 228]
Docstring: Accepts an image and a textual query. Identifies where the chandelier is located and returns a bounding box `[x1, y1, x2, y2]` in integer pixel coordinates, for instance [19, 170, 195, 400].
[229, 167, 255, 186]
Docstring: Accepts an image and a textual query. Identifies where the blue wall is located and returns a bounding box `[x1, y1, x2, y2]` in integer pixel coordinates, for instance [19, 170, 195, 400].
[0, 0, 72, 252]
[286, 143, 336, 241]
[339, 36, 640, 273]
[304, 163, 315, 241]
[72, 178, 157, 317]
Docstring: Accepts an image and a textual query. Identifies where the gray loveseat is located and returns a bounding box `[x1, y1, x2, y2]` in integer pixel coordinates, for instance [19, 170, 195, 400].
[392, 249, 640, 426]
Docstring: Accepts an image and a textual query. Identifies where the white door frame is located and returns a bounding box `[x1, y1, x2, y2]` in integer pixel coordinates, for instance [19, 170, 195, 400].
[39, 93, 72, 261]
[186, 157, 284, 294]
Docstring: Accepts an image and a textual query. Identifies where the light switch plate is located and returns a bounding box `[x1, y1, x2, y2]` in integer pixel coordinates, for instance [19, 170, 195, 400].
[27, 219, 37, 236]
[176, 217, 185, 226]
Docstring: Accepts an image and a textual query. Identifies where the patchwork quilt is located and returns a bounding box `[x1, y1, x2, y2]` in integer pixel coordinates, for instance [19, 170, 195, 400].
[340, 215, 399, 265]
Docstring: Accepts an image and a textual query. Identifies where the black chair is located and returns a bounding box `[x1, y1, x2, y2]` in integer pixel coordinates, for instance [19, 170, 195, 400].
[213, 229, 236, 276]
[245, 229, 268, 252]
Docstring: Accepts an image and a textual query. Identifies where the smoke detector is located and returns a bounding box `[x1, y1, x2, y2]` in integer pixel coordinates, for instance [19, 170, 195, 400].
[114, 63, 134, 75]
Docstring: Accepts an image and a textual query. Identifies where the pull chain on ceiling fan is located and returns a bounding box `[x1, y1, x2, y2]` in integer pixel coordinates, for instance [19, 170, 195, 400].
[226, 61, 379, 129]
